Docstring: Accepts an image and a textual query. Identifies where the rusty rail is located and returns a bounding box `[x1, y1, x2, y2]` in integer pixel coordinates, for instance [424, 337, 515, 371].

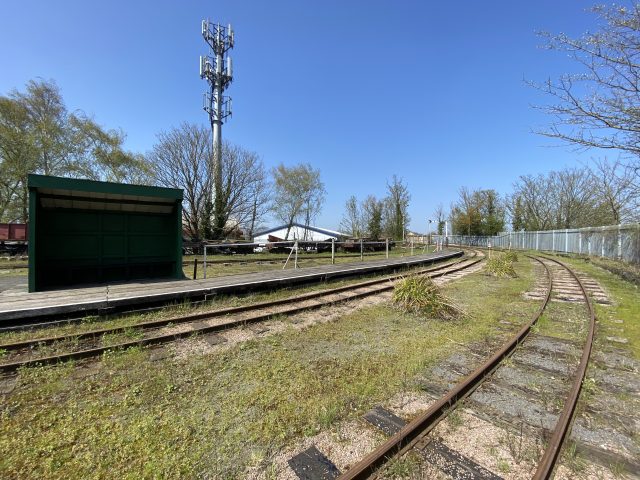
[532, 256, 596, 479]
[0, 252, 483, 373]
[337, 255, 553, 480]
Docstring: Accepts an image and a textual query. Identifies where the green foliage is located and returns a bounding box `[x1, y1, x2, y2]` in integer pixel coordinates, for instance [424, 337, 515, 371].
[503, 250, 519, 262]
[0, 79, 152, 222]
[451, 187, 505, 236]
[392, 275, 463, 319]
[271, 163, 325, 240]
[485, 256, 517, 278]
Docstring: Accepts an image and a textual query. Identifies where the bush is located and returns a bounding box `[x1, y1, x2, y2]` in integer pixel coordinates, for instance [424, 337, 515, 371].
[485, 256, 517, 278]
[392, 276, 463, 320]
[503, 250, 519, 263]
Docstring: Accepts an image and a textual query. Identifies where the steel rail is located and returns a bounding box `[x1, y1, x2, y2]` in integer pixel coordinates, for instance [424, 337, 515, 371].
[0, 253, 476, 352]
[532, 256, 596, 480]
[0, 250, 463, 331]
[0, 253, 483, 373]
[337, 255, 553, 480]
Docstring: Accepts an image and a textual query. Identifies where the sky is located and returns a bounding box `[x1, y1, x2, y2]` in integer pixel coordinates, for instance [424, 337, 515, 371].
[0, 0, 616, 233]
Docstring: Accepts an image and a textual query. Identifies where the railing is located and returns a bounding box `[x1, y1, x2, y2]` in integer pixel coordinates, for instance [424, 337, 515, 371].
[433, 223, 640, 264]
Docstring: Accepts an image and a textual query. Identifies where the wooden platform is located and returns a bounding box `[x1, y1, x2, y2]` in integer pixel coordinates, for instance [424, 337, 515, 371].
[0, 250, 462, 325]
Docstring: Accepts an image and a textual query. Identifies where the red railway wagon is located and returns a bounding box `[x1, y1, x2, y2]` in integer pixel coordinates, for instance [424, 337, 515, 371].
[0, 223, 28, 241]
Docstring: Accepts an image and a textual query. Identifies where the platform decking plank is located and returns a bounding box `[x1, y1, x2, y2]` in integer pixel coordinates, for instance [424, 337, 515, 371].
[0, 251, 462, 323]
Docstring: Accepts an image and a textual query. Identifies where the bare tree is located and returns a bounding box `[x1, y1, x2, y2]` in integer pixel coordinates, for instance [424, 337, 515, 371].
[531, 5, 640, 169]
[271, 163, 325, 240]
[149, 123, 271, 240]
[589, 158, 639, 223]
[511, 174, 556, 230]
[433, 203, 446, 235]
[243, 163, 271, 240]
[219, 144, 271, 239]
[149, 123, 211, 239]
[340, 195, 364, 238]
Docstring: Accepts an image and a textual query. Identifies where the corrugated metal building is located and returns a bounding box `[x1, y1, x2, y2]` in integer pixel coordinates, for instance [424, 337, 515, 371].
[253, 222, 346, 244]
[28, 174, 183, 292]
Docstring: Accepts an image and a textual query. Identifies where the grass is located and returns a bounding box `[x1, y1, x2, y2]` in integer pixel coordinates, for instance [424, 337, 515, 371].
[0, 260, 453, 346]
[0, 255, 538, 479]
[550, 254, 640, 359]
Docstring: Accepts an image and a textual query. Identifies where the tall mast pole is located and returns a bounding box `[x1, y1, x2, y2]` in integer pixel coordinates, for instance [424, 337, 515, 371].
[201, 20, 234, 239]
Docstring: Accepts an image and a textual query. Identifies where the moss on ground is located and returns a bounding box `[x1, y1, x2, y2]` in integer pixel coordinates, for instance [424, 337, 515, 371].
[0, 256, 537, 479]
[556, 256, 640, 360]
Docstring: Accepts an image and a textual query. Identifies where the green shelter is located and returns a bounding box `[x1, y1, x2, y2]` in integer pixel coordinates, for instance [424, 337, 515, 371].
[28, 174, 183, 292]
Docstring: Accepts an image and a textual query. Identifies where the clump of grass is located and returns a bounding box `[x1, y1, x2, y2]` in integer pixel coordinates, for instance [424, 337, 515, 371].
[503, 250, 519, 262]
[392, 275, 463, 320]
[486, 256, 517, 278]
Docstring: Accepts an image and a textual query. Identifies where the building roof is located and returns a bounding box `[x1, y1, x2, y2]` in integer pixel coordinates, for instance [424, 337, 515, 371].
[253, 222, 347, 239]
[28, 174, 182, 214]
[28, 174, 183, 200]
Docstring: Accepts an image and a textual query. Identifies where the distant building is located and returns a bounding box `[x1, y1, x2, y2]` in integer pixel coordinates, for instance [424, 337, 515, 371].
[253, 222, 347, 244]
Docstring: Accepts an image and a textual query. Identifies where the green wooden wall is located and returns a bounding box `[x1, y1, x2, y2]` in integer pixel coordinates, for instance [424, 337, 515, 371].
[34, 208, 179, 289]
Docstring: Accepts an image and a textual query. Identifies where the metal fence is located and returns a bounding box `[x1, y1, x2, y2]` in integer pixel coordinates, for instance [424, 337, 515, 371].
[433, 223, 640, 264]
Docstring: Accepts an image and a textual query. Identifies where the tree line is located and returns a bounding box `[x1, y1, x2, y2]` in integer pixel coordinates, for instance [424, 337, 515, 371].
[0, 79, 325, 241]
[339, 175, 411, 240]
[444, 159, 638, 237]
[445, 5, 640, 236]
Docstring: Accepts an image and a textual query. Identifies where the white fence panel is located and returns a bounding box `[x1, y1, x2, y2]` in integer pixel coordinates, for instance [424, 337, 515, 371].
[433, 223, 640, 264]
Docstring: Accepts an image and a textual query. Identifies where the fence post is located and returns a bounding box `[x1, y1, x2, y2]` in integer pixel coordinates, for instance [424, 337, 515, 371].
[565, 229, 568, 253]
[617, 224, 622, 259]
[411, 240, 414, 256]
[579, 233, 582, 255]
[193, 258, 198, 280]
[552, 230, 555, 252]
[331, 238, 335, 265]
[203, 245, 208, 279]
[386, 238, 389, 259]
[536, 231, 539, 251]
[360, 238, 363, 261]
[601, 226, 605, 258]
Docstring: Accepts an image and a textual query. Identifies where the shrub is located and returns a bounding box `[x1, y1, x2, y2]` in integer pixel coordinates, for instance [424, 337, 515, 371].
[392, 276, 463, 320]
[485, 256, 517, 278]
[503, 250, 519, 263]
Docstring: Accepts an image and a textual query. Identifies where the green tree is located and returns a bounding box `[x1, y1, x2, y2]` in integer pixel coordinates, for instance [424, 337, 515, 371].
[362, 195, 384, 239]
[383, 175, 411, 240]
[0, 79, 150, 221]
[271, 163, 325, 240]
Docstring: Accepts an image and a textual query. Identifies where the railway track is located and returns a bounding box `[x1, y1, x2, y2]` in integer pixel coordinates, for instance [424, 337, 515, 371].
[328, 255, 595, 479]
[0, 251, 484, 374]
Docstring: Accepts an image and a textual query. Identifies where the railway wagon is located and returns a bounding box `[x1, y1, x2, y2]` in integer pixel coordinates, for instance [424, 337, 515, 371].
[0, 223, 28, 241]
[0, 223, 28, 255]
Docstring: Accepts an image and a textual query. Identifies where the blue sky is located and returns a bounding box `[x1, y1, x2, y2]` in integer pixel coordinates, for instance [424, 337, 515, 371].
[0, 1, 613, 233]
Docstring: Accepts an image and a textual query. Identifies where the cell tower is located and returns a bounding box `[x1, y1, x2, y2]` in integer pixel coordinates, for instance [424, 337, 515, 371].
[200, 19, 234, 238]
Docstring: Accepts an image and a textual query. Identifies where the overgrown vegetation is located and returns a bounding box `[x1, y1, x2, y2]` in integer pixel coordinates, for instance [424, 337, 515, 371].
[392, 275, 463, 320]
[0, 256, 537, 479]
[485, 255, 517, 278]
[503, 250, 518, 263]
